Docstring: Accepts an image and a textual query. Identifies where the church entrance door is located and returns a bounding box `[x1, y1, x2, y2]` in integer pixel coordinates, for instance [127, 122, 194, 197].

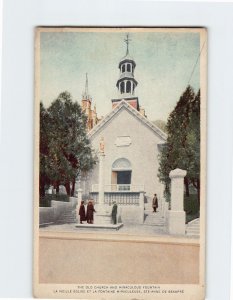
[117, 171, 131, 184]
[111, 158, 132, 191]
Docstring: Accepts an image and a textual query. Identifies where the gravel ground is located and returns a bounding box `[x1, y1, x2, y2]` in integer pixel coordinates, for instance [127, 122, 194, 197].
[40, 222, 167, 237]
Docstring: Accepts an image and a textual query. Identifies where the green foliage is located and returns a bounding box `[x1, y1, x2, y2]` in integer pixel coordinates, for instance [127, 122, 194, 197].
[184, 194, 200, 223]
[39, 91, 96, 198]
[39, 194, 70, 207]
[158, 86, 200, 204]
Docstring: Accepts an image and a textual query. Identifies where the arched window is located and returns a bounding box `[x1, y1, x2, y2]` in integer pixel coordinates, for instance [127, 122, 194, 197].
[127, 63, 131, 72]
[122, 64, 125, 73]
[112, 158, 132, 171]
[126, 81, 131, 93]
[112, 158, 132, 186]
[120, 82, 124, 94]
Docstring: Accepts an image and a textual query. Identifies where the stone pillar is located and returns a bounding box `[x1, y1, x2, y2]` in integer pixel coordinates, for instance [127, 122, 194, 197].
[95, 138, 112, 224]
[75, 179, 82, 222]
[98, 137, 105, 205]
[74, 180, 78, 197]
[168, 168, 187, 235]
[77, 188, 82, 204]
[160, 183, 168, 219]
[163, 201, 169, 219]
[98, 152, 105, 204]
[69, 197, 78, 208]
[75, 188, 82, 222]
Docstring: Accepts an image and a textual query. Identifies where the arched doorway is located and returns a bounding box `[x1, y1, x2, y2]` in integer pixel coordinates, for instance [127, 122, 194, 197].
[111, 158, 132, 190]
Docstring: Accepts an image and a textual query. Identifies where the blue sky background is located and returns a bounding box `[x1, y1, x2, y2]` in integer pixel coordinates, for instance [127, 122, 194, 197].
[40, 30, 200, 122]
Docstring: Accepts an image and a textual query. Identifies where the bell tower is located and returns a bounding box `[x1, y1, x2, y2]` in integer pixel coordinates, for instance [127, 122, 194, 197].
[81, 73, 100, 131]
[112, 34, 140, 111]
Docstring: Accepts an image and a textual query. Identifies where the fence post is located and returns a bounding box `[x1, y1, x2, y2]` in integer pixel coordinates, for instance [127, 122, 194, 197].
[167, 168, 187, 235]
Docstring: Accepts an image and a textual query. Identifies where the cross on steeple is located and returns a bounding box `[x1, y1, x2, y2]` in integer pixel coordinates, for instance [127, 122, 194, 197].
[124, 33, 131, 55]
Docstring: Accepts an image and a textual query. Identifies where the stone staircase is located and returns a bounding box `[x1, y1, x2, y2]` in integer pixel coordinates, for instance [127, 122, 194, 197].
[143, 202, 165, 226]
[185, 218, 200, 237]
[56, 205, 77, 224]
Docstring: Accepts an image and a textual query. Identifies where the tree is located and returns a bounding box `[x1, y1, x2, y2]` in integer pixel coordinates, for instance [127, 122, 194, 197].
[39, 103, 51, 197]
[158, 86, 200, 205]
[185, 90, 200, 203]
[39, 91, 96, 197]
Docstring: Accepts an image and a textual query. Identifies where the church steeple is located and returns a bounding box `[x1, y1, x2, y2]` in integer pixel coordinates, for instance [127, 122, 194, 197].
[81, 73, 100, 131]
[116, 34, 138, 98]
[112, 34, 139, 111]
[82, 73, 91, 101]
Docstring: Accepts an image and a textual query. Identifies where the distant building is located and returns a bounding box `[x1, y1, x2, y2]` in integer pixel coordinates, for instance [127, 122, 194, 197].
[81, 73, 100, 131]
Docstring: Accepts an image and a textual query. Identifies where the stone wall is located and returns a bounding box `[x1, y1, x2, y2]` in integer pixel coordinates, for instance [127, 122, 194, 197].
[39, 207, 55, 226]
[117, 205, 144, 224]
[39, 199, 78, 226]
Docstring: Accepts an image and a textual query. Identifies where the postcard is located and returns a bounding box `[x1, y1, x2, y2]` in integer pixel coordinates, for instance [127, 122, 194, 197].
[34, 27, 207, 299]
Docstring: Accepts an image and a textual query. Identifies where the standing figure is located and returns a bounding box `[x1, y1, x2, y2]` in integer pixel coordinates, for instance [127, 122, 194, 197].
[79, 200, 86, 224]
[86, 200, 96, 224]
[152, 193, 158, 213]
[111, 201, 118, 224]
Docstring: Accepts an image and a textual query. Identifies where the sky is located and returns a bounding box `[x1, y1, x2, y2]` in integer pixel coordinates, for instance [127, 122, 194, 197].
[40, 29, 200, 122]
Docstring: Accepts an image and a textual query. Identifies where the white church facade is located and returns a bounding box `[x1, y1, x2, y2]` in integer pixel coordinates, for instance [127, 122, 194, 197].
[81, 37, 167, 224]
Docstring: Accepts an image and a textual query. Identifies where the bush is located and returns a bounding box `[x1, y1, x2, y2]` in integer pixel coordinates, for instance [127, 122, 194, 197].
[184, 194, 199, 223]
[39, 194, 69, 207]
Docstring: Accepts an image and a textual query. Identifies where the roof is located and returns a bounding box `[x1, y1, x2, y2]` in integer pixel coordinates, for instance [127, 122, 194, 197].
[118, 54, 136, 68]
[120, 53, 134, 62]
[88, 99, 167, 141]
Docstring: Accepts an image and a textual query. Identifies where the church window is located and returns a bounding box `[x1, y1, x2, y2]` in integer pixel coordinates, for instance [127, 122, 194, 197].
[126, 81, 131, 93]
[112, 158, 132, 170]
[112, 158, 132, 186]
[127, 64, 131, 72]
[120, 81, 124, 94]
[117, 171, 131, 185]
[122, 64, 125, 73]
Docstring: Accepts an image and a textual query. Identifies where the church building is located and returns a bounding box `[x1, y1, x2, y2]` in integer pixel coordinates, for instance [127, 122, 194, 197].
[81, 73, 101, 131]
[82, 36, 167, 224]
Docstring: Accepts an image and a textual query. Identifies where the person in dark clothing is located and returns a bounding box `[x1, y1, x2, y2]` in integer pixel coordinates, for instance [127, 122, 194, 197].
[79, 200, 86, 224]
[86, 200, 96, 224]
[111, 201, 118, 224]
[152, 194, 158, 213]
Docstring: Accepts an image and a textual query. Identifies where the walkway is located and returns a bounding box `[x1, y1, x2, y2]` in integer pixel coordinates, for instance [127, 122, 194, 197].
[40, 200, 199, 238]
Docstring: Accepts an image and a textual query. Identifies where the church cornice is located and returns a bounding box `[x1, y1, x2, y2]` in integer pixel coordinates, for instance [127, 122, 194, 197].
[88, 100, 167, 141]
[111, 97, 139, 103]
[119, 58, 136, 69]
[116, 77, 138, 87]
[119, 72, 135, 80]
